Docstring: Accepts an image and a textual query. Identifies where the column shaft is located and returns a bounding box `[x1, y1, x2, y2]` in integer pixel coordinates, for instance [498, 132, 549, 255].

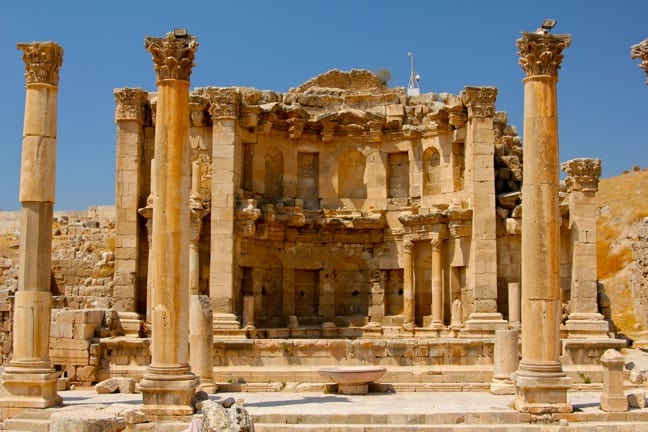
[403, 241, 415, 328]
[0, 42, 63, 411]
[430, 238, 443, 326]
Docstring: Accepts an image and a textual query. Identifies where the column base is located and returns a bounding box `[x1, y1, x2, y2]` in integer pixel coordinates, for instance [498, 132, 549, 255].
[513, 366, 572, 414]
[462, 313, 508, 337]
[139, 366, 199, 416]
[490, 377, 516, 395]
[0, 364, 61, 409]
[601, 393, 629, 412]
[117, 311, 143, 337]
[565, 313, 610, 338]
[362, 322, 383, 338]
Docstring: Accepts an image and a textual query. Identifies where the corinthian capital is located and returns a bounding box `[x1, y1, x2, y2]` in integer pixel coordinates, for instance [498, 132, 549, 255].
[631, 38, 648, 85]
[461, 86, 497, 118]
[114, 88, 149, 123]
[144, 31, 198, 81]
[561, 158, 602, 192]
[517, 32, 571, 77]
[196, 87, 240, 120]
[17, 42, 63, 86]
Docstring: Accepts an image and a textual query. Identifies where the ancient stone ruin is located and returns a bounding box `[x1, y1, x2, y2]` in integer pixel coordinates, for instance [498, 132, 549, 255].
[0, 27, 646, 426]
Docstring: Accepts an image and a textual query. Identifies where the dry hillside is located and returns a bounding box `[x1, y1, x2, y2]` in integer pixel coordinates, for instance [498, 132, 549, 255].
[597, 167, 648, 339]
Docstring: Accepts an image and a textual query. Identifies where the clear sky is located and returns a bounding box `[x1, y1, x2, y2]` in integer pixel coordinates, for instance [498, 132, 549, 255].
[0, 1, 646, 210]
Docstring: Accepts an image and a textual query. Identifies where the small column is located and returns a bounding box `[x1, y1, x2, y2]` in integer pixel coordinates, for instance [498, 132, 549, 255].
[189, 164, 214, 393]
[139, 30, 199, 415]
[430, 235, 444, 329]
[600, 349, 628, 412]
[137, 199, 153, 329]
[561, 158, 608, 338]
[202, 87, 244, 335]
[0, 41, 63, 411]
[631, 38, 648, 85]
[513, 27, 572, 414]
[461, 86, 507, 335]
[114, 87, 149, 336]
[490, 329, 520, 395]
[402, 240, 415, 330]
[508, 282, 521, 330]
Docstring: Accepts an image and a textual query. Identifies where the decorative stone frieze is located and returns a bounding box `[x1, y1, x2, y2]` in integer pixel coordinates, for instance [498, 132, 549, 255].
[517, 32, 571, 77]
[631, 38, 648, 85]
[17, 42, 63, 86]
[287, 117, 305, 139]
[561, 158, 602, 192]
[144, 31, 198, 82]
[461, 86, 497, 118]
[114, 88, 149, 123]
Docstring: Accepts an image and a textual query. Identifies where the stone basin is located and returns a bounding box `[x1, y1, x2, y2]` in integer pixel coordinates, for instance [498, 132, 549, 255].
[318, 366, 387, 395]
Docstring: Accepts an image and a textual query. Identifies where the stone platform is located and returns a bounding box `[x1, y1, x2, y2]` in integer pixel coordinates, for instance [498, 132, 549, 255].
[4, 388, 648, 431]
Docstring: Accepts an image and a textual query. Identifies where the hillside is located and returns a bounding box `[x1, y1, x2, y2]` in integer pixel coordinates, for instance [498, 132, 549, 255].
[597, 167, 648, 339]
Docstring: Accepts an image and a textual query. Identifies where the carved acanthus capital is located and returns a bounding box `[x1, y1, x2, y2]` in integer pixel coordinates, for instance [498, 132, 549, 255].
[403, 240, 414, 254]
[189, 95, 210, 127]
[561, 158, 602, 192]
[517, 32, 571, 78]
[198, 87, 240, 120]
[114, 88, 149, 123]
[430, 235, 443, 251]
[631, 38, 648, 85]
[461, 86, 497, 118]
[17, 42, 63, 86]
[144, 31, 198, 82]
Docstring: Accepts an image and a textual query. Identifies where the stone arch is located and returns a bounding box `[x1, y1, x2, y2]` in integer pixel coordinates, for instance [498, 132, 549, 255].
[338, 149, 367, 199]
[423, 147, 441, 195]
[264, 146, 283, 200]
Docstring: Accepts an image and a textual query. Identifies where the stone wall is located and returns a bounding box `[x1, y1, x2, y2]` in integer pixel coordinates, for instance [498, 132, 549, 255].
[632, 218, 648, 327]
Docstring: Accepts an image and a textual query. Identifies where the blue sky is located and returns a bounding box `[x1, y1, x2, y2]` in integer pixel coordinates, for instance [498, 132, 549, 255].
[0, 1, 646, 210]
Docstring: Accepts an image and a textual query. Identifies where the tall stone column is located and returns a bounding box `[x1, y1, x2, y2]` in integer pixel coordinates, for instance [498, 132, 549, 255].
[202, 88, 244, 336]
[461, 86, 507, 335]
[402, 240, 415, 330]
[631, 38, 648, 85]
[561, 158, 608, 338]
[430, 235, 444, 329]
[0, 42, 63, 410]
[513, 29, 572, 414]
[114, 87, 149, 336]
[139, 30, 199, 415]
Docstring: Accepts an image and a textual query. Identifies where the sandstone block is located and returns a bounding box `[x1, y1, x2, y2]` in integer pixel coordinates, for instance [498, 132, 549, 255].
[628, 390, 646, 408]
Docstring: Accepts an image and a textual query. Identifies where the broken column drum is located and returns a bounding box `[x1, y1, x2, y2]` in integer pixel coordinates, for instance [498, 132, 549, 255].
[139, 30, 199, 415]
[0, 41, 64, 410]
[513, 29, 573, 414]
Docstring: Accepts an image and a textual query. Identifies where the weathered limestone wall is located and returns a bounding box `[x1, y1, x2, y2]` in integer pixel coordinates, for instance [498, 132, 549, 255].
[632, 218, 648, 328]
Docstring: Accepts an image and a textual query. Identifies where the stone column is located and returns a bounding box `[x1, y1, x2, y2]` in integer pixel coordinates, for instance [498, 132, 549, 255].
[631, 38, 648, 85]
[490, 329, 519, 395]
[430, 235, 444, 329]
[513, 29, 572, 414]
[114, 87, 149, 336]
[202, 87, 244, 336]
[0, 42, 63, 410]
[137, 202, 153, 328]
[561, 158, 608, 338]
[508, 282, 521, 330]
[461, 86, 507, 335]
[188, 169, 214, 393]
[402, 240, 415, 330]
[139, 30, 199, 415]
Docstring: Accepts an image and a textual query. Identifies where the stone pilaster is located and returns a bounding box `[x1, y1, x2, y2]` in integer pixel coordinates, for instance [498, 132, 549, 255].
[139, 30, 199, 415]
[631, 38, 648, 85]
[200, 87, 245, 336]
[461, 86, 507, 335]
[561, 158, 608, 337]
[114, 87, 149, 336]
[513, 30, 572, 414]
[402, 240, 415, 330]
[0, 42, 63, 411]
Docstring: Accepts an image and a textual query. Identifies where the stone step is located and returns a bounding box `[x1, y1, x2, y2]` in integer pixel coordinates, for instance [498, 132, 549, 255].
[252, 422, 648, 432]
[3, 417, 50, 432]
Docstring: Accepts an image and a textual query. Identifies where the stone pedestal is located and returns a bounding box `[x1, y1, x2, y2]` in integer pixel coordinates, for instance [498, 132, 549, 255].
[0, 41, 64, 411]
[139, 30, 199, 415]
[513, 30, 572, 414]
[600, 349, 628, 412]
[490, 329, 519, 395]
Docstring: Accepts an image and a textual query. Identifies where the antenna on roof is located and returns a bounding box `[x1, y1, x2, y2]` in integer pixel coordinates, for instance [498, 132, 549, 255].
[407, 51, 421, 96]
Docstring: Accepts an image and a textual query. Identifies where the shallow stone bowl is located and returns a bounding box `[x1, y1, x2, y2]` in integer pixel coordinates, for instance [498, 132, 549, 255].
[318, 366, 387, 395]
